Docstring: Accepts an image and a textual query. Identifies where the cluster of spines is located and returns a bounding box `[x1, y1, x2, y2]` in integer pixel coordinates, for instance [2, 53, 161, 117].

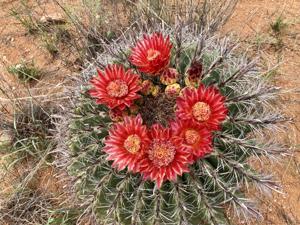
[65, 27, 288, 224]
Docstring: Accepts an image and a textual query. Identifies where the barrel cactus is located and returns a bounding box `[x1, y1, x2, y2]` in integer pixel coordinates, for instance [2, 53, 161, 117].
[59, 22, 289, 225]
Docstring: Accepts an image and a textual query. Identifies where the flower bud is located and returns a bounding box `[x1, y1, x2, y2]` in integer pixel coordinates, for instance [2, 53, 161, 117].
[140, 80, 154, 95]
[109, 108, 128, 122]
[160, 68, 179, 85]
[151, 85, 160, 97]
[129, 104, 139, 114]
[165, 83, 181, 98]
[185, 61, 203, 87]
[185, 76, 199, 87]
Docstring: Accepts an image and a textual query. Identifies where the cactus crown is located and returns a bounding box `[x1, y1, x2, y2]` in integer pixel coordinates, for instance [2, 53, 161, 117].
[59, 21, 289, 225]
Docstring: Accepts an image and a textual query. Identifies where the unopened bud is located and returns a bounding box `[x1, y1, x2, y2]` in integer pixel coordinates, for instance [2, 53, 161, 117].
[160, 68, 179, 85]
[109, 108, 128, 122]
[151, 85, 160, 97]
[140, 80, 154, 95]
[165, 83, 181, 98]
[185, 61, 203, 87]
[129, 104, 139, 114]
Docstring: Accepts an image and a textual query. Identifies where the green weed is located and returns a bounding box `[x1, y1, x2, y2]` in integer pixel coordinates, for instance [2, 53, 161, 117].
[7, 61, 40, 83]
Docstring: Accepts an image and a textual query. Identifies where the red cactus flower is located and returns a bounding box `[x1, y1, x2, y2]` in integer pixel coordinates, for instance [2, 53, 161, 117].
[103, 115, 150, 173]
[171, 120, 212, 160]
[176, 84, 227, 130]
[89, 65, 141, 110]
[129, 33, 172, 75]
[139, 124, 190, 188]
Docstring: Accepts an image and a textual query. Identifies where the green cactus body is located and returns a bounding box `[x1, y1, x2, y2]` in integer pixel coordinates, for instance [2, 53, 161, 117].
[64, 29, 288, 225]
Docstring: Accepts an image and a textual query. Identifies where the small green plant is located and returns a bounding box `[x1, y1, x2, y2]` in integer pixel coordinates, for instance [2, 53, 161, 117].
[10, 9, 39, 34]
[42, 34, 59, 56]
[10, 0, 40, 34]
[41, 25, 72, 57]
[271, 16, 287, 34]
[13, 104, 55, 157]
[54, 25, 71, 43]
[7, 61, 40, 83]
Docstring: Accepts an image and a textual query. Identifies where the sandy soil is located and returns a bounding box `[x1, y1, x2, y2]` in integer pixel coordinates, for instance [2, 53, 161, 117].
[223, 0, 300, 224]
[0, 0, 77, 107]
[0, 0, 299, 224]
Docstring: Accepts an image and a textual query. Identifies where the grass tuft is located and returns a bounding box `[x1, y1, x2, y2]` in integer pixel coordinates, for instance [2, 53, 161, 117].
[41, 25, 72, 57]
[10, 9, 39, 34]
[7, 61, 40, 83]
[0, 102, 58, 168]
[42, 34, 59, 57]
[9, 0, 40, 34]
[11, 104, 56, 158]
[0, 188, 53, 225]
[271, 16, 287, 35]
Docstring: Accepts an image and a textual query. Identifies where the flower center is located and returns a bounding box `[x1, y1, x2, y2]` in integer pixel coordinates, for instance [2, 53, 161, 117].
[147, 49, 161, 61]
[184, 129, 200, 145]
[192, 102, 211, 122]
[124, 134, 141, 154]
[148, 140, 175, 167]
[107, 79, 129, 98]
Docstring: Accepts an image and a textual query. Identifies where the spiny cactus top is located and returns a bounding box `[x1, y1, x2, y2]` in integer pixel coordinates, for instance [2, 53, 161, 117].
[65, 28, 288, 225]
[89, 33, 228, 188]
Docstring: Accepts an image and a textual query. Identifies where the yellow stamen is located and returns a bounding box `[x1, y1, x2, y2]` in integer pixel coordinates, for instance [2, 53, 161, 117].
[147, 49, 161, 61]
[124, 134, 141, 154]
[192, 102, 211, 122]
[148, 140, 175, 167]
[107, 79, 129, 98]
[185, 129, 200, 145]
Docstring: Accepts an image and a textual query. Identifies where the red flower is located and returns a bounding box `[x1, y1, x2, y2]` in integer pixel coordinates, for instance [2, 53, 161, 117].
[139, 124, 190, 188]
[171, 120, 212, 160]
[176, 84, 227, 130]
[103, 115, 150, 173]
[129, 33, 172, 75]
[89, 65, 141, 110]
